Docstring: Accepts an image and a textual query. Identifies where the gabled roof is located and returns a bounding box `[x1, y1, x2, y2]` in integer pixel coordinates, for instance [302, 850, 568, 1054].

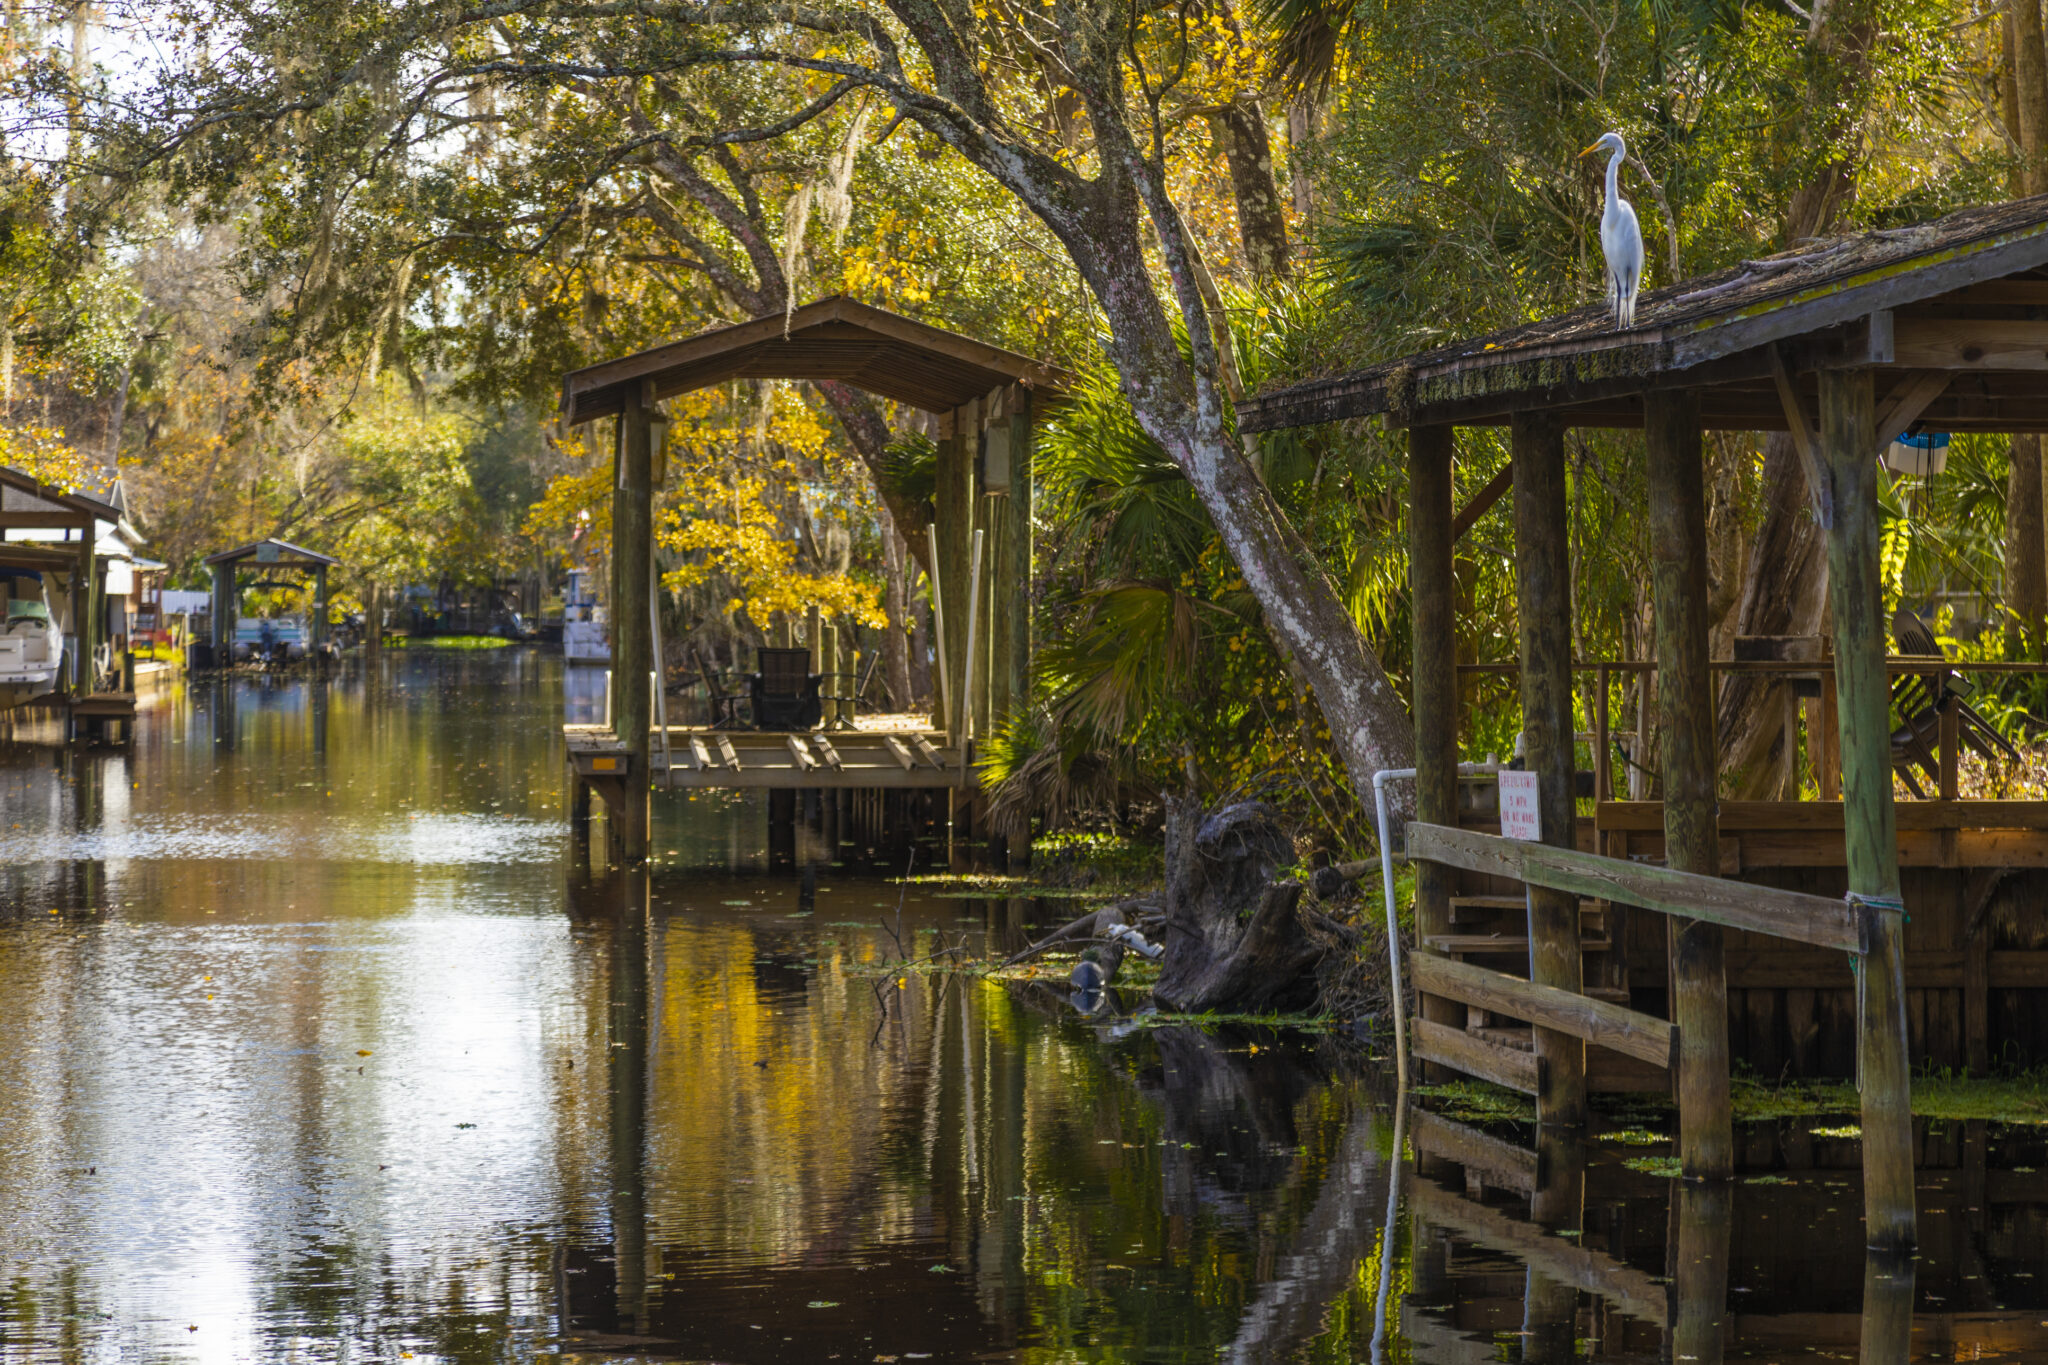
[203, 538, 340, 568]
[0, 464, 123, 525]
[559, 296, 1071, 425]
[1239, 194, 2048, 433]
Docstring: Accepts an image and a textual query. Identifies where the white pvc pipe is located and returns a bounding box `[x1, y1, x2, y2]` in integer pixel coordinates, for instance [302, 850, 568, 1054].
[1372, 767, 1417, 1093]
[926, 524, 951, 744]
[960, 526, 985, 749]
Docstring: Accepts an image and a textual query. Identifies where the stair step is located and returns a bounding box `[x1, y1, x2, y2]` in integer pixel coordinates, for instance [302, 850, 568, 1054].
[1423, 935, 1612, 956]
[1471, 1025, 1535, 1052]
[1448, 894, 1609, 928]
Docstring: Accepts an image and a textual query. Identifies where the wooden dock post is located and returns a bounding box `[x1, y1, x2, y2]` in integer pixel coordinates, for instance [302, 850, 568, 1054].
[1669, 1178, 1732, 1362]
[611, 388, 655, 862]
[1818, 366, 1915, 1254]
[1644, 389, 1734, 1180]
[1511, 413, 1586, 1130]
[1408, 424, 1461, 1073]
[936, 404, 975, 740]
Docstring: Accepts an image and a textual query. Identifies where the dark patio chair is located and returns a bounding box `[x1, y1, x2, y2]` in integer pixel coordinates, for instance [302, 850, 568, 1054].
[749, 646, 821, 730]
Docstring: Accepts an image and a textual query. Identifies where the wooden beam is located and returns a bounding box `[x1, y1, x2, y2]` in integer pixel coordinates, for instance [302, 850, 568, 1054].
[612, 389, 655, 862]
[882, 735, 916, 770]
[1405, 822, 1869, 953]
[1873, 369, 1953, 451]
[687, 734, 710, 771]
[785, 734, 819, 770]
[1410, 1017, 1541, 1094]
[1771, 344, 1834, 528]
[1894, 317, 2048, 369]
[1450, 460, 1513, 540]
[1409, 954, 1676, 1069]
[911, 733, 945, 768]
[1818, 367, 1915, 1255]
[1511, 412, 1586, 1130]
[1643, 388, 1732, 1180]
[810, 733, 843, 770]
[715, 733, 741, 770]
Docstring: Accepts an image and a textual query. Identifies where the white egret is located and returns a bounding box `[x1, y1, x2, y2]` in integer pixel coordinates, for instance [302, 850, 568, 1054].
[1581, 131, 1643, 328]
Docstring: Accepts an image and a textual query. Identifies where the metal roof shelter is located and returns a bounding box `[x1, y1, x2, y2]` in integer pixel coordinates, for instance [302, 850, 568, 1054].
[203, 538, 342, 569]
[559, 295, 1070, 425]
[203, 538, 340, 657]
[554, 298, 1067, 864]
[1232, 194, 2048, 1256]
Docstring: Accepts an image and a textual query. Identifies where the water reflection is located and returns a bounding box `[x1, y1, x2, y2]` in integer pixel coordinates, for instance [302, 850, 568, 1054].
[0, 652, 2045, 1362]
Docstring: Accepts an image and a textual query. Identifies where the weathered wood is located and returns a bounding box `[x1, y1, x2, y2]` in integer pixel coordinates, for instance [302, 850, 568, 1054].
[1409, 424, 1463, 1068]
[1644, 388, 1733, 1180]
[1511, 412, 1586, 1130]
[1409, 953, 1677, 1069]
[1449, 459, 1512, 540]
[810, 733, 843, 770]
[1410, 1017, 1541, 1094]
[1893, 317, 2048, 368]
[1596, 798, 2048, 831]
[1405, 823, 1868, 953]
[1669, 1182, 1733, 1365]
[1153, 801, 1325, 1014]
[935, 414, 974, 738]
[1406, 1107, 1538, 1194]
[715, 733, 741, 770]
[1874, 369, 1952, 449]
[785, 734, 818, 770]
[1819, 365, 1915, 1255]
[612, 391, 655, 861]
[882, 734, 915, 770]
[910, 733, 945, 768]
[687, 734, 710, 771]
[1770, 345, 1833, 526]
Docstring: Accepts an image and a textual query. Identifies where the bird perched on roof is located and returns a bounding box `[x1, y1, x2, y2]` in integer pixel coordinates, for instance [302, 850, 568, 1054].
[1581, 132, 1643, 329]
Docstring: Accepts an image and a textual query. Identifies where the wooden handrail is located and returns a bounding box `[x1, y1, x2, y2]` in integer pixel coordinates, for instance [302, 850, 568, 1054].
[1405, 822, 1877, 954]
[1409, 952, 1678, 1069]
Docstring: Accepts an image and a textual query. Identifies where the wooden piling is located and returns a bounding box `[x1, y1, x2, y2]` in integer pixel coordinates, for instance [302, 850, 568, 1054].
[1668, 1178, 1732, 1362]
[935, 405, 975, 740]
[612, 386, 655, 862]
[1408, 424, 1461, 1071]
[1643, 389, 1734, 1180]
[1510, 413, 1586, 1130]
[820, 621, 839, 727]
[1818, 367, 1916, 1254]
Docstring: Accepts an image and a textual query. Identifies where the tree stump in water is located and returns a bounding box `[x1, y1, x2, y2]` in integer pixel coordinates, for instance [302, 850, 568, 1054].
[1152, 799, 1326, 1014]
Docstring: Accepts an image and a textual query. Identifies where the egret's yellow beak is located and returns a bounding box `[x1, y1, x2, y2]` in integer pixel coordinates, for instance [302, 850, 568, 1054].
[1579, 143, 1602, 158]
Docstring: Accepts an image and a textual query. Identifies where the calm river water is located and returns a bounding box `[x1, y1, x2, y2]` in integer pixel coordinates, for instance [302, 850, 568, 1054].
[1, 651, 2044, 1363]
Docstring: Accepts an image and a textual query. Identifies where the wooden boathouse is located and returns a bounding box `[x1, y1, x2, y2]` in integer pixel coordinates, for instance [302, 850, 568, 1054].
[0, 465, 141, 736]
[1240, 194, 2048, 1250]
[556, 297, 1066, 862]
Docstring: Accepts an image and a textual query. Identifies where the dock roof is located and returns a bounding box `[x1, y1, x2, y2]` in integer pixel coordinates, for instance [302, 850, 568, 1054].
[203, 538, 340, 569]
[558, 296, 1071, 426]
[1238, 194, 2048, 435]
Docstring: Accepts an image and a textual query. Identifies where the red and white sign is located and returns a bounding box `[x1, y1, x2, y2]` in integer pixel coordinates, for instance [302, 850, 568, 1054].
[1498, 771, 1542, 841]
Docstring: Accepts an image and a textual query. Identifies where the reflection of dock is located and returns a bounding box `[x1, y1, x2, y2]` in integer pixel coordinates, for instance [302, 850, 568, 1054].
[66, 691, 137, 742]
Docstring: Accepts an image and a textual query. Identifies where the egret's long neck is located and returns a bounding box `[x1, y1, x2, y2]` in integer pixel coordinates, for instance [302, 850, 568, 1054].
[1604, 148, 1622, 212]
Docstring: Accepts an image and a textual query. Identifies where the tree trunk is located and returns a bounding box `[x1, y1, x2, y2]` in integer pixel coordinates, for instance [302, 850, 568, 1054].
[1152, 800, 1325, 1014]
[1716, 433, 1830, 797]
[1208, 99, 1291, 281]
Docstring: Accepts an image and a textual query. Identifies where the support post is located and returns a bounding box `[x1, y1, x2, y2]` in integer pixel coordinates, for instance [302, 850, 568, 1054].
[312, 564, 329, 656]
[1510, 412, 1586, 1130]
[1818, 366, 1915, 1254]
[78, 531, 99, 693]
[211, 561, 232, 662]
[611, 386, 655, 862]
[820, 621, 839, 727]
[1644, 389, 1733, 1180]
[1409, 425, 1461, 1070]
[935, 405, 976, 740]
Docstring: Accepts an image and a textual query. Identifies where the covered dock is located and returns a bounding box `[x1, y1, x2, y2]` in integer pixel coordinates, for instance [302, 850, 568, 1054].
[1240, 192, 2048, 1253]
[0, 465, 140, 733]
[202, 537, 339, 663]
[556, 296, 1067, 860]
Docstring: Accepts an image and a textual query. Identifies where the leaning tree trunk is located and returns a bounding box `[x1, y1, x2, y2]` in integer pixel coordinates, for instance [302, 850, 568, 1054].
[1153, 800, 1326, 1014]
[1716, 433, 1830, 797]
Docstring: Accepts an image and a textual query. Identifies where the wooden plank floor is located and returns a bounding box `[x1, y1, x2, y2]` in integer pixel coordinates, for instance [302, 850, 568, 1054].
[564, 724, 970, 789]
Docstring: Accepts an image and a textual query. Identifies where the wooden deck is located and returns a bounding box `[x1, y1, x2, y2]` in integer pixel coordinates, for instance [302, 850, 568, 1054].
[565, 724, 969, 789]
